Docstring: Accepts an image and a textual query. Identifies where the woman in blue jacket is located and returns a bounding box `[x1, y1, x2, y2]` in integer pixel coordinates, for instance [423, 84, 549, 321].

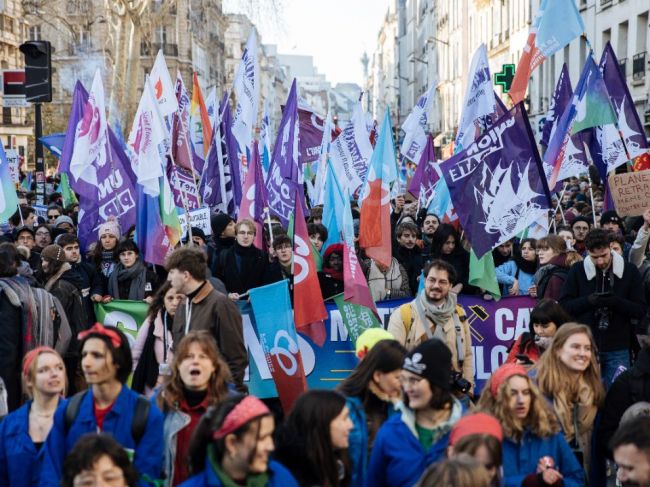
[495, 238, 538, 296]
[365, 339, 466, 487]
[478, 363, 585, 487]
[337, 338, 405, 487]
[0, 347, 66, 487]
[181, 394, 298, 487]
[39, 323, 164, 487]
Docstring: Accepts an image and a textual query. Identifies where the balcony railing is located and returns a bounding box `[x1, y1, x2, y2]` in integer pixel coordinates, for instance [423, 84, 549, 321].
[633, 51, 646, 81]
[140, 42, 179, 57]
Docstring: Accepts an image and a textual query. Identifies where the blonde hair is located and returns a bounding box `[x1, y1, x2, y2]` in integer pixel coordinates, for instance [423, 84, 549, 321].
[235, 219, 256, 235]
[22, 348, 67, 399]
[416, 454, 490, 487]
[477, 373, 560, 441]
[533, 323, 604, 406]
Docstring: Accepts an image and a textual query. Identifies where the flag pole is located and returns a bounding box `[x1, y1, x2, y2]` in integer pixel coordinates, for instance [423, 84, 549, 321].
[586, 171, 598, 227]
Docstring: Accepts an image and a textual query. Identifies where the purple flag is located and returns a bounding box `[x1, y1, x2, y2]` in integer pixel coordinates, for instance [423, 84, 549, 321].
[166, 157, 200, 210]
[541, 64, 572, 147]
[441, 103, 551, 258]
[267, 80, 304, 225]
[171, 73, 194, 172]
[407, 134, 439, 205]
[59, 81, 89, 174]
[220, 92, 243, 209]
[298, 108, 334, 164]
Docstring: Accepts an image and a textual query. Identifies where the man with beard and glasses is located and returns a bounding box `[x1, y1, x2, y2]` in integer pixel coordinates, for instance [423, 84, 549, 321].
[611, 416, 650, 487]
[387, 259, 474, 395]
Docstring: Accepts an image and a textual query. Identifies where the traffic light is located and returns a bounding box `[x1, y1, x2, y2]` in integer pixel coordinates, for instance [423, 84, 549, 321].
[19, 40, 52, 103]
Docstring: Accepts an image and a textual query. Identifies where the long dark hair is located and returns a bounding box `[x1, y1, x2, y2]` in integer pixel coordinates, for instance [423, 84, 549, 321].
[275, 390, 350, 487]
[187, 394, 269, 474]
[430, 223, 460, 257]
[337, 340, 406, 398]
[146, 281, 174, 322]
[518, 299, 573, 351]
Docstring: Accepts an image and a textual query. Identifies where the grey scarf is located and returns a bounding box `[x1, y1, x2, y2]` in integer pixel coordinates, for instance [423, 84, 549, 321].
[108, 260, 147, 301]
[417, 290, 457, 328]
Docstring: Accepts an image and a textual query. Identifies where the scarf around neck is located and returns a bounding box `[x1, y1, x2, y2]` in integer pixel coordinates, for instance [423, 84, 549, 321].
[417, 290, 457, 328]
[108, 260, 147, 301]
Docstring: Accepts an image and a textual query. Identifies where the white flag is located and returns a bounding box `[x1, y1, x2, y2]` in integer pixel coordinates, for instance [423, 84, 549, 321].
[69, 69, 107, 187]
[127, 76, 168, 196]
[329, 102, 373, 194]
[454, 44, 497, 153]
[150, 50, 178, 119]
[313, 111, 334, 205]
[231, 30, 260, 165]
[400, 82, 436, 163]
[205, 86, 218, 130]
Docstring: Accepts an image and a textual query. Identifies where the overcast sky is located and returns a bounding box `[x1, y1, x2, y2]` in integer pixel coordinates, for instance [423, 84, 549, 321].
[224, 0, 389, 86]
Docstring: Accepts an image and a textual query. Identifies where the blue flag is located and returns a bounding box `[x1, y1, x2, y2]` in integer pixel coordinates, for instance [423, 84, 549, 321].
[322, 161, 345, 252]
[441, 103, 551, 258]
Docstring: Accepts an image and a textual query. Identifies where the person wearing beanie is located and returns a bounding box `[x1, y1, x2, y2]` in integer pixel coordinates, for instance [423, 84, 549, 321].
[477, 364, 584, 487]
[365, 338, 467, 487]
[53, 215, 75, 234]
[209, 213, 236, 275]
[90, 219, 121, 281]
[40, 244, 88, 394]
[447, 412, 504, 487]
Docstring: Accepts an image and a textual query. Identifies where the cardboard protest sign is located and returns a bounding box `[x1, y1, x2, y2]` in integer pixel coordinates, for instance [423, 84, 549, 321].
[608, 169, 650, 216]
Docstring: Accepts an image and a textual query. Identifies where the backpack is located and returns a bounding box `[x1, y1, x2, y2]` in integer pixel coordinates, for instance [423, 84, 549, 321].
[64, 390, 151, 445]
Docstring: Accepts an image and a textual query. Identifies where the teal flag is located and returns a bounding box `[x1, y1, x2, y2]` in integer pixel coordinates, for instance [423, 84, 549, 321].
[332, 293, 380, 346]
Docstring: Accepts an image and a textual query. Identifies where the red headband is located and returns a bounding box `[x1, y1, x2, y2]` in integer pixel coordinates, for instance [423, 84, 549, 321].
[78, 323, 122, 348]
[490, 363, 528, 398]
[213, 396, 270, 440]
[22, 346, 58, 377]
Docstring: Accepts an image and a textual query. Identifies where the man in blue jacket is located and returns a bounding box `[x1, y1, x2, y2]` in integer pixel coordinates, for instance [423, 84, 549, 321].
[39, 323, 164, 487]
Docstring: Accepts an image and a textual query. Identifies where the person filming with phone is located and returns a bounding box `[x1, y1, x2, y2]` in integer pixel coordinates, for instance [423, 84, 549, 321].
[560, 229, 645, 389]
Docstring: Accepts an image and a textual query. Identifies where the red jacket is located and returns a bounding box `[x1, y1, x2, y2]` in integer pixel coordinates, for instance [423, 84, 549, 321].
[506, 334, 541, 364]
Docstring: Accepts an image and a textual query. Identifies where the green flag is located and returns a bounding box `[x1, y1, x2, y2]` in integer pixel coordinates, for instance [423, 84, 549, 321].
[94, 300, 149, 341]
[59, 173, 78, 207]
[469, 249, 501, 300]
[333, 293, 381, 345]
[311, 241, 323, 272]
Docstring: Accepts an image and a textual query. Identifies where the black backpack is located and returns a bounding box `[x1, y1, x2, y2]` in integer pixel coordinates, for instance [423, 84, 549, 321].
[64, 390, 150, 444]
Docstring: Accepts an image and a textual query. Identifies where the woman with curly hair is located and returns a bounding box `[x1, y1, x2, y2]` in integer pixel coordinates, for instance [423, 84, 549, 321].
[156, 331, 233, 486]
[478, 363, 584, 487]
[532, 323, 604, 477]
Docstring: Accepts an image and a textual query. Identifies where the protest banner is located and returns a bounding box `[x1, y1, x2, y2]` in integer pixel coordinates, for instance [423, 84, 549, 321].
[608, 169, 650, 216]
[5, 149, 20, 184]
[94, 294, 534, 397]
[177, 206, 212, 237]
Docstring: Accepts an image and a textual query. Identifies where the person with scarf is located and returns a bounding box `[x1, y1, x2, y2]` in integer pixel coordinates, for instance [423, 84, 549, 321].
[337, 339, 406, 486]
[106, 239, 158, 303]
[90, 220, 121, 287]
[0, 347, 66, 487]
[319, 243, 344, 301]
[364, 256, 411, 302]
[387, 259, 474, 393]
[394, 221, 424, 296]
[215, 219, 271, 300]
[532, 323, 604, 482]
[532, 235, 581, 301]
[183, 394, 297, 486]
[131, 282, 183, 396]
[365, 339, 467, 487]
[41, 244, 87, 394]
[495, 238, 537, 296]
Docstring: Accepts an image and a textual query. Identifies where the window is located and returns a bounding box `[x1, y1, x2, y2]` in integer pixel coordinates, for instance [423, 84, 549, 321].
[618, 21, 628, 59]
[637, 12, 648, 54]
[602, 28, 611, 47]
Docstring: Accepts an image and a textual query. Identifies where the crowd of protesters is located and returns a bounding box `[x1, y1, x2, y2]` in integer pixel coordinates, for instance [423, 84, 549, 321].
[2, 173, 650, 487]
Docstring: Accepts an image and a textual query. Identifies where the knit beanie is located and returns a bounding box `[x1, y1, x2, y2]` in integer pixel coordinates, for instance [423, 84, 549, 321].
[449, 412, 504, 446]
[211, 213, 233, 238]
[54, 215, 74, 229]
[98, 220, 121, 239]
[355, 328, 395, 359]
[402, 338, 452, 391]
[41, 244, 66, 263]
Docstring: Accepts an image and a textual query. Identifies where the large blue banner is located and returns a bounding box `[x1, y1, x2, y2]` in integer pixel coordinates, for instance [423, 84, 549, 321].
[241, 294, 535, 396]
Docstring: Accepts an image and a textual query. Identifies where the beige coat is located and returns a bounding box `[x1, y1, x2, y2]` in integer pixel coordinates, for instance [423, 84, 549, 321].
[387, 301, 474, 387]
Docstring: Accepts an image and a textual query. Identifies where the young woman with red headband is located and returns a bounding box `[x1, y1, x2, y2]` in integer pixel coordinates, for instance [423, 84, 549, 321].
[478, 363, 584, 487]
[0, 347, 66, 486]
[39, 323, 164, 487]
[182, 394, 298, 486]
